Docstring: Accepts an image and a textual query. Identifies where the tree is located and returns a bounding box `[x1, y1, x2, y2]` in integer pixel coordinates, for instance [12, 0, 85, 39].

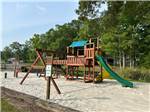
[1, 46, 12, 62]
[76, 1, 150, 68]
[9, 42, 23, 61]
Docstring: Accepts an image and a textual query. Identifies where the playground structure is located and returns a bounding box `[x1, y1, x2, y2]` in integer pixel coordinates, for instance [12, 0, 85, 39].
[20, 38, 133, 88]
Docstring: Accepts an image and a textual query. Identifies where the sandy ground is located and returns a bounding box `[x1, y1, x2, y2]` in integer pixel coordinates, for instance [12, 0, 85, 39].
[1, 71, 150, 112]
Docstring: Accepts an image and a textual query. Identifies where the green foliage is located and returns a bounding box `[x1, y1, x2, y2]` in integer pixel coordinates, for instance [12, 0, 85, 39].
[78, 1, 150, 68]
[10, 42, 23, 60]
[76, 1, 102, 19]
[144, 74, 150, 82]
[118, 68, 150, 82]
[140, 52, 150, 68]
[1, 46, 12, 62]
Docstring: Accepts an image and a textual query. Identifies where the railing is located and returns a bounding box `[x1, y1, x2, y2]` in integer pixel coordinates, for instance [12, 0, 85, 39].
[53, 60, 67, 65]
[85, 48, 95, 58]
[46, 59, 67, 65]
[67, 56, 85, 65]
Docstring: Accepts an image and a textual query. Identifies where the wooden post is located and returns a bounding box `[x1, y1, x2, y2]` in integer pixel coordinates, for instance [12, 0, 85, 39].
[71, 67, 74, 79]
[5, 72, 7, 79]
[93, 44, 95, 82]
[97, 37, 99, 49]
[16, 69, 19, 78]
[14, 60, 17, 77]
[51, 78, 61, 94]
[20, 67, 33, 85]
[76, 67, 79, 79]
[66, 65, 68, 79]
[84, 66, 86, 82]
[20, 56, 39, 85]
[46, 76, 51, 99]
[89, 38, 92, 43]
[100, 64, 103, 82]
[67, 47, 69, 54]
[88, 66, 90, 80]
[46, 55, 61, 99]
[93, 61, 95, 82]
[56, 65, 58, 78]
[46, 55, 53, 99]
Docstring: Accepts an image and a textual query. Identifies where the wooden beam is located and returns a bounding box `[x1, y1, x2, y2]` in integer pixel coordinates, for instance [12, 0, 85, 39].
[51, 78, 61, 94]
[46, 76, 51, 99]
[20, 56, 40, 85]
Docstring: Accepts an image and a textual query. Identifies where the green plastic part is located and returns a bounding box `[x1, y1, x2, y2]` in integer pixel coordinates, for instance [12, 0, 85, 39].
[96, 55, 133, 88]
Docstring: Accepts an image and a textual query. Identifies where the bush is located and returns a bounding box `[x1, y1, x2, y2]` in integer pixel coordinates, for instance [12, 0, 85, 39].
[21, 66, 28, 72]
[128, 70, 141, 80]
[144, 74, 150, 82]
[117, 68, 150, 82]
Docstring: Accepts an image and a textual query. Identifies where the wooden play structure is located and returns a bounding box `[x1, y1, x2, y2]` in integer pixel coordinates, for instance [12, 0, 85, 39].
[65, 38, 101, 82]
[20, 38, 102, 84]
[20, 38, 133, 88]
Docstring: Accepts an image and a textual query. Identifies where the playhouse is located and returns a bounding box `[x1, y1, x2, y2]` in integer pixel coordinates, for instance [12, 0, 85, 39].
[65, 38, 103, 82]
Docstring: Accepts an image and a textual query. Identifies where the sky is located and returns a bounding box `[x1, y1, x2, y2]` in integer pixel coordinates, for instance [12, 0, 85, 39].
[0, 0, 107, 51]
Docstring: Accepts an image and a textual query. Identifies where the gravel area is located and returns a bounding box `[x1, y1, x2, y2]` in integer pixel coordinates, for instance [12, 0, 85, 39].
[1, 71, 150, 112]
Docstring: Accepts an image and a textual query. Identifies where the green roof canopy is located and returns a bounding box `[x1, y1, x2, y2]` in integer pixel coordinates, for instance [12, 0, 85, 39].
[69, 40, 88, 47]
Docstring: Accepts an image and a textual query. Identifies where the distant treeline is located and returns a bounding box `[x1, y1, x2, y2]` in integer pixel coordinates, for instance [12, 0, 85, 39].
[1, 1, 150, 68]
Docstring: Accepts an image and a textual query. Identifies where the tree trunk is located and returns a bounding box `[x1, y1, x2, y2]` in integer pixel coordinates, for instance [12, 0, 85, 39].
[113, 54, 116, 66]
[129, 56, 132, 68]
[122, 51, 126, 69]
[119, 51, 122, 69]
[133, 57, 135, 67]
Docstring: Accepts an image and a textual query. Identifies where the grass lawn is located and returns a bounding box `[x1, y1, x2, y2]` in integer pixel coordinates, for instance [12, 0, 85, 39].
[1, 98, 24, 112]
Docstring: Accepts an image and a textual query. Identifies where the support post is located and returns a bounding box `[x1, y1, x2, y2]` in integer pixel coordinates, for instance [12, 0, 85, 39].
[100, 64, 103, 82]
[66, 65, 68, 79]
[14, 61, 17, 77]
[56, 65, 58, 78]
[76, 67, 79, 79]
[93, 44, 95, 82]
[5, 72, 7, 79]
[71, 67, 74, 79]
[93, 59, 95, 83]
[46, 76, 51, 99]
[20, 67, 33, 85]
[46, 55, 61, 100]
[46, 55, 53, 100]
[51, 78, 61, 94]
[84, 66, 86, 82]
[20, 56, 39, 85]
[88, 66, 90, 80]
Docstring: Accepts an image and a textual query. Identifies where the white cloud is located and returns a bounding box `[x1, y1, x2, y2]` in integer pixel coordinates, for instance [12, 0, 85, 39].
[36, 5, 46, 12]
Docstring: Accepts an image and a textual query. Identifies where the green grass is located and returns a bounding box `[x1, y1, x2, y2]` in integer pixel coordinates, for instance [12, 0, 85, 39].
[1, 98, 23, 112]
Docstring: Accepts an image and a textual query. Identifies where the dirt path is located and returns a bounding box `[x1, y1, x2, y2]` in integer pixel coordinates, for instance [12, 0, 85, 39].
[1, 87, 80, 112]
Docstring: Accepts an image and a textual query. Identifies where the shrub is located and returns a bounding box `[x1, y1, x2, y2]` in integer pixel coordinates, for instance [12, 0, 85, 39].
[128, 69, 141, 80]
[117, 68, 150, 82]
[21, 66, 28, 72]
[144, 74, 150, 82]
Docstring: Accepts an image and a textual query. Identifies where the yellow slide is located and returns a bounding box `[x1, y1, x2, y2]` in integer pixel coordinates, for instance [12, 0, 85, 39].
[102, 68, 110, 79]
[95, 61, 111, 81]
